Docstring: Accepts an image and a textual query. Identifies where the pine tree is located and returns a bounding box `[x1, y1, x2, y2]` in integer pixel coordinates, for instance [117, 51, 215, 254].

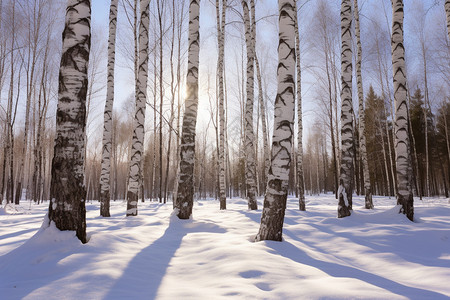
[338, 0, 353, 218]
[391, 0, 413, 221]
[255, 0, 296, 242]
[48, 0, 91, 244]
[176, 0, 200, 219]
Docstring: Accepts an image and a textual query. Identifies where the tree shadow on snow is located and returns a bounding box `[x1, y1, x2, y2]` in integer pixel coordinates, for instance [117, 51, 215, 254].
[267, 239, 449, 299]
[104, 215, 226, 300]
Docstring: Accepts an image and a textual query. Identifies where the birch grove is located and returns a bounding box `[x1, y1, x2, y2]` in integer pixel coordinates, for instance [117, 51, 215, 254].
[1, 0, 449, 242]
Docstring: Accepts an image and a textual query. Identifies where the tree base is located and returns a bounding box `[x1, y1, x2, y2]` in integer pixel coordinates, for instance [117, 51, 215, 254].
[100, 192, 111, 217]
[364, 191, 374, 209]
[398, 193, 414, 221]
[126, 191, 138, 216]
[255, 187, 287, 242]
[299, 197, 306, 211]
[248, 194, 257, 210]
[338, 205, 351, 218]
[220, 196, 226, 210]
[337, 188, 351, 218]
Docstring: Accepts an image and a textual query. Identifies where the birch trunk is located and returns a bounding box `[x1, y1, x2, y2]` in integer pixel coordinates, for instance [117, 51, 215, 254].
[157, 0, 164, 203]
[152, 46, 157, 201]
[391, 0, 413, 221]
[384, 103, 396, 196]
[422, 44, 430, 197]
[255, 0, 296, 242]
[443, 103, 450, 183]
[293, 0, 305, 211]
[48, 0, 91, 244]
[242, 0, 257, 210]
[255, 54, 269, 193]
[99, 0, 119, 217]
[217, 0, 227, 210]
[337, 0, 353, 218]
[126, 0, 150, 216]
[445, 1, 450, 42]
[354, 0, 373, 209]
[176, 0, 200, 219]
[407, 88, 422, 199]
[164, 0, 177, 204]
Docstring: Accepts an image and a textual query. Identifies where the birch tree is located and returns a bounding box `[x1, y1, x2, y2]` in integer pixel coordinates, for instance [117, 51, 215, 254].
[176, 0, 200, 219]
[293, 0, 305, 211]
[242, 0, 257, 210]
[48, 0, 91, 243]
[126, 0, 150, 216]
[446, 0, 450, 42]
[391, 0, 413, 221]
[337, 0, 353, 218]
[255, 0, 296, 242]
[354, 0, 373, 209]
[99, 0, 119, 217]
[217, 0, 227, 210]
[250, 0, 269, 196]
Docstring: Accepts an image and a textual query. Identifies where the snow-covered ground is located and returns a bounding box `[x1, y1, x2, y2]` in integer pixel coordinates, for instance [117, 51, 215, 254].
[1, 194, 450, 299]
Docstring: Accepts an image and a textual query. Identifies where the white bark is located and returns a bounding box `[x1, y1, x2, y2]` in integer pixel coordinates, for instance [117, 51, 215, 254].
[126, 0, 150, 216]
[446, 1, 450, 42]
[354, 0, 373, 209]
[293, 0, 305, 211]
[391, 0, 413, 221]
[255, 54, 270, 192]
[217, 0, 227, 210]
[49, 0, 91, 243]
[176, 0, 200, 219]
[242, 0, 257, 210]
[256, 0, 296, 242]
[99, 0, 119, 217]
[338, 0, 353, 218]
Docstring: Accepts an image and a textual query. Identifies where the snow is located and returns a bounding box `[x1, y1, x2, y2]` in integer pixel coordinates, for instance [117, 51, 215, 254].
[1, 195, 450, 299]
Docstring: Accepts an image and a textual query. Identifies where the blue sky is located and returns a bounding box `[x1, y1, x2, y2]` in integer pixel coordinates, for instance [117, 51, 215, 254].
[84, 0, 449, 150]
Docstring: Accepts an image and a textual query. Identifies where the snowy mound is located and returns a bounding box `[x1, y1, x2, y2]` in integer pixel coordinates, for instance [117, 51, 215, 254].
[0, 195, 449, 299]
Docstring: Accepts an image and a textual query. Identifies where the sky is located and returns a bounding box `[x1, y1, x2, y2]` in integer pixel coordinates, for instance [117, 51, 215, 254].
[84, 0, 448, 152]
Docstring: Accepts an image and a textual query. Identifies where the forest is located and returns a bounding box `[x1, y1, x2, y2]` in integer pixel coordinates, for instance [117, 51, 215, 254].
[0, 0, 450, 298]
[0, 0, 449, 237]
